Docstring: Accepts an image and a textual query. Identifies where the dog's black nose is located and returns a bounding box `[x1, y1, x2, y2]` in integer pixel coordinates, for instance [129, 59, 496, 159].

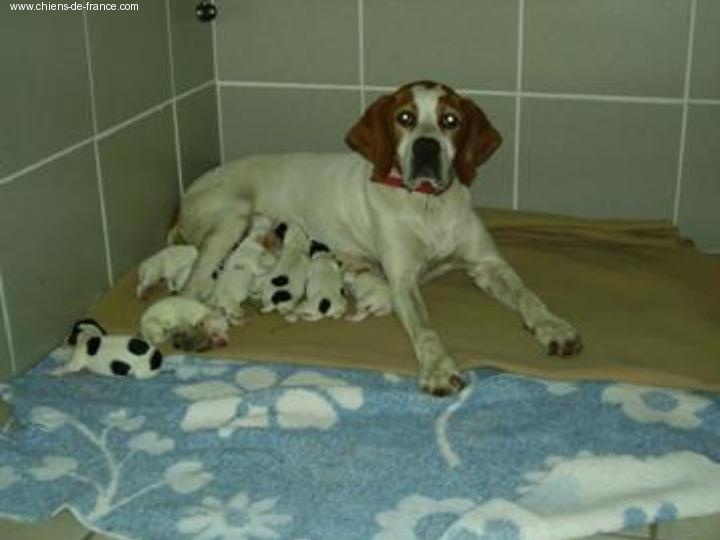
[412, 137, 440, 160]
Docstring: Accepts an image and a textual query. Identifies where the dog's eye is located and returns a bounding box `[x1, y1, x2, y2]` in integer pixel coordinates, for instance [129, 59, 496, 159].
[440, 113, 459, 130]
[396, 110, 416, 128]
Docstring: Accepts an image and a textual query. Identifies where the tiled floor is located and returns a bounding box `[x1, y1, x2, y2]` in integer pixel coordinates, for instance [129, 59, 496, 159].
[1, 509, 718, 540]
[2, 402, 718, 540]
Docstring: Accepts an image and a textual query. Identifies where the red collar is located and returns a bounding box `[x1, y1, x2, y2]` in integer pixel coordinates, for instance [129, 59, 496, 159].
[373, 165, 447, 195]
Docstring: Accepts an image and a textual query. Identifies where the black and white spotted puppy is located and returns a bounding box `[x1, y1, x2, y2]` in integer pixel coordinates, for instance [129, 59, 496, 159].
[287, 241, 347, 322]
[137, 245, 198, 299]
[210, 214, 277, 325]
[257, 222, 311, 315]
[343, 267, 393, 322]
[52, 319, 163, 378]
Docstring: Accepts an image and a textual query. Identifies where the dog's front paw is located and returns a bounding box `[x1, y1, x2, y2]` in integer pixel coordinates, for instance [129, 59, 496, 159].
[529, 316, 583, 356]
[420, 358, 466, 397]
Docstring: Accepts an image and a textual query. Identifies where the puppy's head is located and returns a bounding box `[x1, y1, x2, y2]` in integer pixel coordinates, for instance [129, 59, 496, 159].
[198, 312, 229, 349]
[345, 81, 502, 192]
[67, 318, 107, 346]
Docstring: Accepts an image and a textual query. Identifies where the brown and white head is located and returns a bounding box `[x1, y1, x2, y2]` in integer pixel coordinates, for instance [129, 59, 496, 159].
[345, 80, 502, 194]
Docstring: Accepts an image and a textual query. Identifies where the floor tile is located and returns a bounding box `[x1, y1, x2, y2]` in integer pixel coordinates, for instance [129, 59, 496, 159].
[658, 513, 720, 539]
[0, 511, 88, 540]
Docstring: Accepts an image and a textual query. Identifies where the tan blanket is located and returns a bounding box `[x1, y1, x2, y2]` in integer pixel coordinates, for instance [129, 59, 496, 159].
[91, 209, 720, 392]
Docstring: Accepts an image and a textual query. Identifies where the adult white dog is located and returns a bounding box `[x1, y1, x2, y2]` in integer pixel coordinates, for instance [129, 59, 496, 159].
[171, 80, 582, 395]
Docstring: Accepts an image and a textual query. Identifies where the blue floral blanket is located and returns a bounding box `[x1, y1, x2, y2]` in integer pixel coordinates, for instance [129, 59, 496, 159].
[1, 350, 719, 540]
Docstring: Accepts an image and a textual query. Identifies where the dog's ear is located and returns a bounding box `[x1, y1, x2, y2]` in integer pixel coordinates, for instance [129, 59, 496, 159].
[453, 98, 502, 186]
[345, 94, 395, 181]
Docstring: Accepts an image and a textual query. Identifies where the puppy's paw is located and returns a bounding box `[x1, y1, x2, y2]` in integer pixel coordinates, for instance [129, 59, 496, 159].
[529, 316, 583, 357]
[420, 359, 466, 397]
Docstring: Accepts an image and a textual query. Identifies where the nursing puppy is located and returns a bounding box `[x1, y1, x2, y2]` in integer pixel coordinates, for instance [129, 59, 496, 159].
[343, 267, 393, 322]
[210, 214, 277, 324]
[259, 223, 311, 315]
[137, 245, 198, 298]
[287, 241, 347, 322]
[172, 80, 582, 396]
[141, 296, 229, 351]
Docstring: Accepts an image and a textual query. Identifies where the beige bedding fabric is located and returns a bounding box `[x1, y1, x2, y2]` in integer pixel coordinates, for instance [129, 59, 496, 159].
[91, 209, 720, 392]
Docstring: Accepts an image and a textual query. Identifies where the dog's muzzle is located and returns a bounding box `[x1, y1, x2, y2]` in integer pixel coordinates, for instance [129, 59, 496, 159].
[409, 137, 447, 191]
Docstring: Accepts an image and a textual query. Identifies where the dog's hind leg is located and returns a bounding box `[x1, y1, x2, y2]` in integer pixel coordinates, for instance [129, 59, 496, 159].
[182, 210, 251, 302]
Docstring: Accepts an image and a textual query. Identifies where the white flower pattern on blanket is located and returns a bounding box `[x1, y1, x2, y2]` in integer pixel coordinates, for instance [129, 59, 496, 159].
[174, 366, 364, 435]
[602, 383, 711, 429]
[27, 406, 212, 521]
[178, 492, 292, 540]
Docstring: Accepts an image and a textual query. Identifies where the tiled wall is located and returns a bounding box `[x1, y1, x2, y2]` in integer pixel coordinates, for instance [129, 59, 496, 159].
[214, 0, 720, 251]
[0, 0, 220, 378]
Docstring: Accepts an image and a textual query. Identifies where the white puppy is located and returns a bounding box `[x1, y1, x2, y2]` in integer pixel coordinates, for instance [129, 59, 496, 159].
[137, 245, 198, 298]
[141, 296, 229, 351]
[343, 267, 393, 322]
[287, 241, 347, 322]
[52, 319, 163, 379]
[210, 214, 277, 324]
[258, 223, 310, 315]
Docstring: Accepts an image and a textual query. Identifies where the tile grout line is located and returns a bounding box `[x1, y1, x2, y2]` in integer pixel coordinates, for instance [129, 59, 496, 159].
[358, 0, 366, 113]
[512, 0, 525, 210]
[98, 100, 173, 141]
[82, 10, 114, 287]
[0, 80, 212, 189]
[219, 80, 360, 91]
[0, 136, 96, 187]
[216, 80, 720, 106]
[520, 91, 683, 105]
[211, 1, 225, 164]
[176, 79, 214, 101]
[0, 270, 17, 375]
[165, 0, 185, 196]
[689, 97, 720, 105]
[673, 0, 697, 226]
